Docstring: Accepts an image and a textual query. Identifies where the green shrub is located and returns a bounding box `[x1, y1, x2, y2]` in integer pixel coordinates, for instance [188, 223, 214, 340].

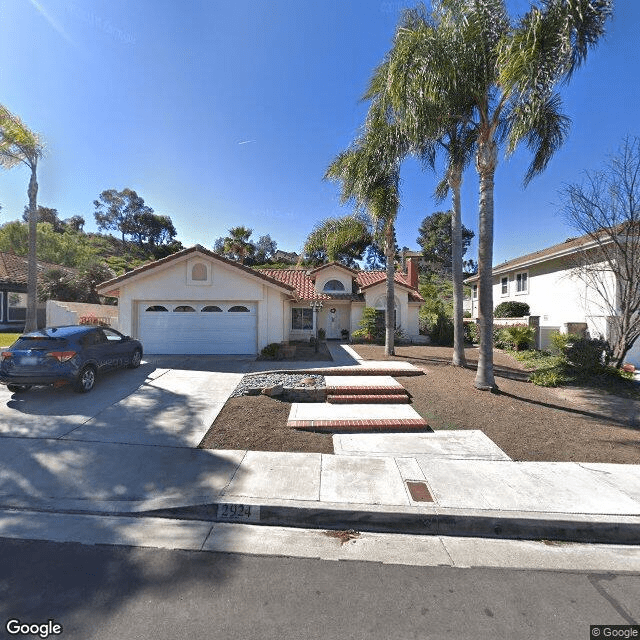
[565, 337, 610, 372]
[259, 343, 281, 359]
[429, 312, 454, 346]
[464, 321, 478, 343]
[494, 301, 530, 318]
[530, 369, 566, 387]
[500, 325, 536, 351]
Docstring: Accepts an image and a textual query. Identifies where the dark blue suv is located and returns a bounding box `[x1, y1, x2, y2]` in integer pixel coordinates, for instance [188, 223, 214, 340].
[0, 325, 143, 393]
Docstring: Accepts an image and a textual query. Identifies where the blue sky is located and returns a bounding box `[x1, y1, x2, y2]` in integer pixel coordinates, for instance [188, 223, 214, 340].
[0, 0, 638, 266]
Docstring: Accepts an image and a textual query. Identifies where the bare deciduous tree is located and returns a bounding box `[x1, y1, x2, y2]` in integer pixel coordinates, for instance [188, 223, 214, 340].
[561, 135, 640, 367]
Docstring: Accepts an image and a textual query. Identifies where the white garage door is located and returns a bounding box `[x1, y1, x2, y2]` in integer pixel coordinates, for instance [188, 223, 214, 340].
[138, 302, 257, 355]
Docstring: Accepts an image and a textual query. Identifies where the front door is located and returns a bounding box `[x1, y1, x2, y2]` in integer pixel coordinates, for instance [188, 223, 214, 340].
[327, 308, 340, 339]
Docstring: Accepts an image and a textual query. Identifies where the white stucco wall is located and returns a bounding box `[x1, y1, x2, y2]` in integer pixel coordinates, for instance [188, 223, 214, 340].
[46, 300, 119, 330]
[114, 253, 288, 350]
[313, 266, 353, 295]
[470, 256, 617, 333]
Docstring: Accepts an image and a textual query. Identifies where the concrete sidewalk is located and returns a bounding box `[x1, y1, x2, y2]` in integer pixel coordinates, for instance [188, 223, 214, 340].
[1, 432, 640, 544]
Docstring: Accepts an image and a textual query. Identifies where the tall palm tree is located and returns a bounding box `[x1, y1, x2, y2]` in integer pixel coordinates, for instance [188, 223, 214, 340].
[223, 226, 254, 264]
[379, 0, 611, 389]
[366, 32, 476, 367]
[325, 104, 403, 356]
[0, 105, 44, 332]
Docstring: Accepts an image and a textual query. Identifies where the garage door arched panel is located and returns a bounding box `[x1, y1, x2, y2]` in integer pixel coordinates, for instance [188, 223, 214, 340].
[138, 302, 257, 355]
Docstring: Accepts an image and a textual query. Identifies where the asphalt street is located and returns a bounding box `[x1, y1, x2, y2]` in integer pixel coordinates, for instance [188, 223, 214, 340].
[1, 537, 639, 640]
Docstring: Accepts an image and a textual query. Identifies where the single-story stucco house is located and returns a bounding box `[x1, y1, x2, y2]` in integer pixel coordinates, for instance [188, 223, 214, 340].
[464, 231, 640, 367]
[0, 251, 75, 331]
[96, 245, 424, 355]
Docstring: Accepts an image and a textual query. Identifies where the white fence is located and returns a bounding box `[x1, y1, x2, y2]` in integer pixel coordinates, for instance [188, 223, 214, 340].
[46, 300, 119, 330]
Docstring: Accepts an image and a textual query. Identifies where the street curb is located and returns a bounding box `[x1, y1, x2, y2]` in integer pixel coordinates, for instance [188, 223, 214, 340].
[141, 500, 640, 545]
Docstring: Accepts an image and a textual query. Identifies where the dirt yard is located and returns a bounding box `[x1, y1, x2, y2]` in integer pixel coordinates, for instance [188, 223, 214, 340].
[199, 344, 640, 463]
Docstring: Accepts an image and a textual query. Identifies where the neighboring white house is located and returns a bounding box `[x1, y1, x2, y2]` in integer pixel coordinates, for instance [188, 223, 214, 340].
[96, 245, 424, 355]
[464, 233, 640, 367]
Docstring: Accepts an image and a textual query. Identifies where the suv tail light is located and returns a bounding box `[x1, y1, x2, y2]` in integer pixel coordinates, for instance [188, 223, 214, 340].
[46, 351, 77, 362]
[1, 352, 12, 361]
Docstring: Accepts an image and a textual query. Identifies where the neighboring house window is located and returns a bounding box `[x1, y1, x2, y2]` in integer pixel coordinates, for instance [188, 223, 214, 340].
[8, 292, 27, 321]
[146, 305, 168, 312]
[323, 279, 345, 292]
[229, 305, 250, 312]
[472, 284, 478, 299]
[191, 263, 207, 281]
[174, 305, 196, 312]
[516, 272, 528, 294]
[201, 305, 222, 312]
[501, 277, 509, 296]
[292, 308, 313, 330]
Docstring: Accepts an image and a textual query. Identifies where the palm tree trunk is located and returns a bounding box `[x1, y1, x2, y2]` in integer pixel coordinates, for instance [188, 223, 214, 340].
[25, 161, 38, 332]
[474, 138, 497, 390]
[385, 224, 395, 357]
[449, 166, 466, 367]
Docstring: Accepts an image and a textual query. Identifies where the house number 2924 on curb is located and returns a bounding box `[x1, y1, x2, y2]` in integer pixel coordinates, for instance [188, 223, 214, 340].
[217, 503, 259, 521]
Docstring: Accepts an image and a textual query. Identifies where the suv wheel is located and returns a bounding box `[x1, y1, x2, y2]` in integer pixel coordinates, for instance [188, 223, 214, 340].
[7, 384, 31, 393]
[129, 348, 142, 369]
[73, 365, 96, 393]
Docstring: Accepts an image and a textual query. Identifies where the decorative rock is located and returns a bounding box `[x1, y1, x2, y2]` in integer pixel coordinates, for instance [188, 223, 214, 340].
[262, 384, 284, 397]
[231, 373, 325, 398]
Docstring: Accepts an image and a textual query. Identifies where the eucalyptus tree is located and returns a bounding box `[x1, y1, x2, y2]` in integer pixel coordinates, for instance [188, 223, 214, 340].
[0, 105, 45, 331]
[378, 0, 612, 389]
[325, 105, 403, 356]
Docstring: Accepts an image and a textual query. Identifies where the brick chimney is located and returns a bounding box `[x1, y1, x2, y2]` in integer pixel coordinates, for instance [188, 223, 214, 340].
[407, 257, 419, 289]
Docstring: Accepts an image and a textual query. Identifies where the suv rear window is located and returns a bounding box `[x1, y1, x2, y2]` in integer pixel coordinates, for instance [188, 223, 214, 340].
[12, 337, 69, 350]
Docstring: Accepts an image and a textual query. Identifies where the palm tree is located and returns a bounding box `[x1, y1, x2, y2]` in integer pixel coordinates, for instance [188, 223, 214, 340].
[301, 213, 372, 267]
[325, 104, 403, 356]
[223, 226, 254, 264]
[378, 0, 611, 389]
[366, 31, 476, 367]
[0, 105, 44, 332]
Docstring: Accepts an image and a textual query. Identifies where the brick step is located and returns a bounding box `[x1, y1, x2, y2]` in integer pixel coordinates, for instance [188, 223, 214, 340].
[325, 386, 409, 396]
[289, 418, 431, 433]
[327, 394, 410, 404]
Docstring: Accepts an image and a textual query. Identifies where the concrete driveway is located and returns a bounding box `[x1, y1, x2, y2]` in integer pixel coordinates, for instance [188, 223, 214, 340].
[0, 356, 252, 448]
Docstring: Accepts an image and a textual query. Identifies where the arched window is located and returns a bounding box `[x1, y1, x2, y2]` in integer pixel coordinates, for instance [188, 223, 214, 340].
[323, 279, 345, 292]
[201, 305, 223, 312]
[191, 262, 207, 281]
[145, 305, 168, 312]
[174, 305, 195, 312]
[228, 305, 250, 312]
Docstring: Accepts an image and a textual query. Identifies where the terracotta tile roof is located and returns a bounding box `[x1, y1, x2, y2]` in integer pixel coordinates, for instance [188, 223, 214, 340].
[308, 261, 359, 278]
[258, 269, 356, 301]
[259, 268, 424, 303]
[0, 252, 76, 287]
[357, 271, 424, 302]
[96, 245, 296, 295]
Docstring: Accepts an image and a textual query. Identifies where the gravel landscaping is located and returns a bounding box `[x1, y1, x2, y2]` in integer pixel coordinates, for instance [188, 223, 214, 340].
[230, 373, 325, 398]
